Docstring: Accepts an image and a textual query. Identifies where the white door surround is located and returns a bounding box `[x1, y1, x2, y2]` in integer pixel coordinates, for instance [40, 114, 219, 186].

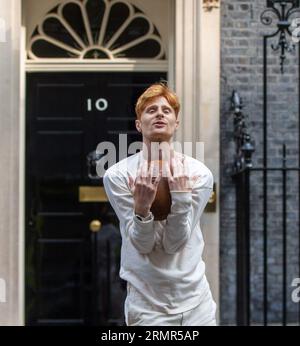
[0, 0, 220, 325]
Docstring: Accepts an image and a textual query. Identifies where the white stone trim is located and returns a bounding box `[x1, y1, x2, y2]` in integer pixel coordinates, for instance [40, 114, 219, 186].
[25, 59, 168, 72]
[174, 0, 220, 323]
[167, 0, 176, 89]
[0, 0, 23, 326]
[174, 0, 201, 144]
[19, 25, 26, 327]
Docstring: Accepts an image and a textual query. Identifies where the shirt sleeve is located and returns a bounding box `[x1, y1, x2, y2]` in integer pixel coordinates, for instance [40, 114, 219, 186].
[103, 169, 156, 255]
[162, 168, 213, 255]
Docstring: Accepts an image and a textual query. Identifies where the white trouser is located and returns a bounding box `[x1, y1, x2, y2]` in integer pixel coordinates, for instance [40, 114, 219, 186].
[124, 283, 217, 326]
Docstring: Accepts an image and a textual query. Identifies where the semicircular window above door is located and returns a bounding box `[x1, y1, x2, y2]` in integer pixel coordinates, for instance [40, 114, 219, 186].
[28, 0, 166, 60]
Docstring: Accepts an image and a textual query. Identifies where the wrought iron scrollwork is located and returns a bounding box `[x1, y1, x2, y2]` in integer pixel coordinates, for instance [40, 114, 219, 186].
[261, 0, 300, 73]
[232, 90, 255, 174]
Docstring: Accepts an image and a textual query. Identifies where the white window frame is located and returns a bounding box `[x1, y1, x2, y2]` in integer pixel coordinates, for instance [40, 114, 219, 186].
[25, 0, 172, 73]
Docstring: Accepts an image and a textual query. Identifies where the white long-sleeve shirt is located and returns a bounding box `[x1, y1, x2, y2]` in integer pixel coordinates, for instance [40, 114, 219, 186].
[103, 151, 214, 314]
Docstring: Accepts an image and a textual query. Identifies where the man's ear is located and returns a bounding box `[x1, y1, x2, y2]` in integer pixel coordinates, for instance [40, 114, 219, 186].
[175, 119, 179, 131]
[135, 119, 142, 133]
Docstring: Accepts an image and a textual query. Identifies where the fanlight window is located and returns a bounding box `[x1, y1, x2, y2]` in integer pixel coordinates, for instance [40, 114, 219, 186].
[28, 0, 165, 60]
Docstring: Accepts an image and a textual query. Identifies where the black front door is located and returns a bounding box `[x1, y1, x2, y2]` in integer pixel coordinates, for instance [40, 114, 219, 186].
[25, 72, 166, 326]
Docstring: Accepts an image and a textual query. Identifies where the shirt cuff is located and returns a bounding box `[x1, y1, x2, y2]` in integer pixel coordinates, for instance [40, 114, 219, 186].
[133, 212, 154, 224]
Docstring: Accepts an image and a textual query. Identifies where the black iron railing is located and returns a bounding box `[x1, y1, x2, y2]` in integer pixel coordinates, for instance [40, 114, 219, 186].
[231, 91, 254, 326]
[232, 0, 300, 326]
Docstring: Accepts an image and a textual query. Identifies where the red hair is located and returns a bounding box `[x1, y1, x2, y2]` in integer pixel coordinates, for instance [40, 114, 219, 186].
[135, 82, 180, 119]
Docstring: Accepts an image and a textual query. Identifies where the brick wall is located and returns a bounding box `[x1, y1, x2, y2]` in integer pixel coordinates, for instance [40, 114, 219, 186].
[220, 0, 299, 324]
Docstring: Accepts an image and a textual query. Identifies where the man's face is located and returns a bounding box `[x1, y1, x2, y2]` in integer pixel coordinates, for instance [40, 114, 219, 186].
[135, 96, 179, 143]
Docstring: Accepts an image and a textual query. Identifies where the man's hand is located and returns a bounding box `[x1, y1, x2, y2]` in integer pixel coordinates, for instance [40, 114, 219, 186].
[164, 154, 198, 192]
[128, 160, 161, 217]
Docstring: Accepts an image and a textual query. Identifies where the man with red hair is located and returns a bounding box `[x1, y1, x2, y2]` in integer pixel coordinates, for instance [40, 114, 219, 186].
[103, 83, 216, 326]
